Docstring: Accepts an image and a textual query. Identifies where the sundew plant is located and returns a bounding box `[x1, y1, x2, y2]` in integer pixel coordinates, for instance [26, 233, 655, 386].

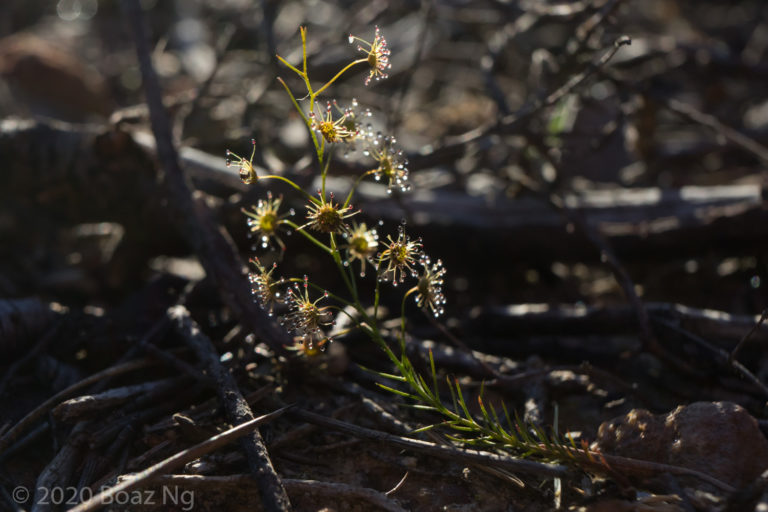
[226, 26, 434, 357]
[228, 27, 605, 470]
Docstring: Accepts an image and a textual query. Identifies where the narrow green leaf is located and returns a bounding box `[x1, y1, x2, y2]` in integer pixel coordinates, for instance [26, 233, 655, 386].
[376, 383, 418, 399]
[276, 55, 304, 78]
[377, 371, 408, 382]
[454, 379, 473, 421]
[428, 349, 439, 396]
[489, 403, 509, 439]
[406, 404, 439, 412]
[447, 375, 459, 412]
[409, 423, 442, 434]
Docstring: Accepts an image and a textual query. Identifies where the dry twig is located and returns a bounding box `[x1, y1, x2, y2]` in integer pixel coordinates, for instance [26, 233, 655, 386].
[67, 406, 291, 512]
[168, 305, 291, 511]
[120, 0, 291, 356]
[289, 407, 569, 479]
[0, 358, 157, 458]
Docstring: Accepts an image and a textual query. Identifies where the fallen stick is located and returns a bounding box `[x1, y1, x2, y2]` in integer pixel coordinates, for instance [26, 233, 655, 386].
[52, 377, 181, 422]
[120, 0, 291, 357]
[0, 358, 156, 458]
[167, 305, 291, 511]
[31, 422, 88, 512]
[467, 302, 768, 346]
[3, 118, 766, 263]
[289, 407, 569, 479]
[290, 407, 735, 493]
[67, 406, 291, 512]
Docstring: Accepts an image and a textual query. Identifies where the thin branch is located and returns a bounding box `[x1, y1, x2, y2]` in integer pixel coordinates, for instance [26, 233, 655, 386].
[120, 0, 292, 356]
[0, 358, 157, 458]
[385, 471, 409, 496]
[565, 0, 626, 55]
[288, 407, 569, 479]
[409, 36, 631, 171]
[0, 320, 60, 396]
[654, 317, 768, 399]
[168, 305, 291, 511]
[288, 407, 735, 491]
[51, 377, 182, 422]
[31, 422, 88, 512]
[730, 308, 768, 363]
[663, 97, 768, 167]
[67, 406, 291, 512]
[537, 153, 701, 376]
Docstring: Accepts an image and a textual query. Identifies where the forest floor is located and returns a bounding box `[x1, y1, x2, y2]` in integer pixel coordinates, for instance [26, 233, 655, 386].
[2, 1, 768, 511]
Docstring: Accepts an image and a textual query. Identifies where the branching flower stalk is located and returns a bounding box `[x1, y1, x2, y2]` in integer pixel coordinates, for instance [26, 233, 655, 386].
[230, 26, 612, 477]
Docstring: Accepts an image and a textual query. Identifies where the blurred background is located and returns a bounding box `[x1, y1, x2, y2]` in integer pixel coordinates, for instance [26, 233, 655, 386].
[1, 1, 767, 316]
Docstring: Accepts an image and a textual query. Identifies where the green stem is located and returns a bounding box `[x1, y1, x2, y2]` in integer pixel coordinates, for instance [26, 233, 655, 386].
[359, 324, 404, 372]
[301, 27, 309, 77]
[321, 145, 334, 198]
[275, 56, 304, 80]
[343, 170, 375, 208]
[276, 77, 321, 158]
[329, 234, 356, 302]
[346, 257, 359, 303]
[400, 288, 418, 350]
[259, 175, 316, 203]
[283, 220, 332, 254]
[313, 59, 368, 97]
[316, 125, 325, 168]
[373, 277, 381, 329]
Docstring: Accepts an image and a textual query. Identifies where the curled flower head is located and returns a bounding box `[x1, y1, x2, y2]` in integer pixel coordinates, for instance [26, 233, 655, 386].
[242, 191, 293, 252]
[310, 100, 360, 144]
[349, 26, 391, 86]
[280, 275, 334, 355]
[248, 257, 285, 317]
[299, 191, 358, 235]
[226, 139, 258, 184]
[415, 256, 446, 317]
[343, 222, 379, 277]
[363, 132, 410, 194]
[378, 225, 423, 286]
